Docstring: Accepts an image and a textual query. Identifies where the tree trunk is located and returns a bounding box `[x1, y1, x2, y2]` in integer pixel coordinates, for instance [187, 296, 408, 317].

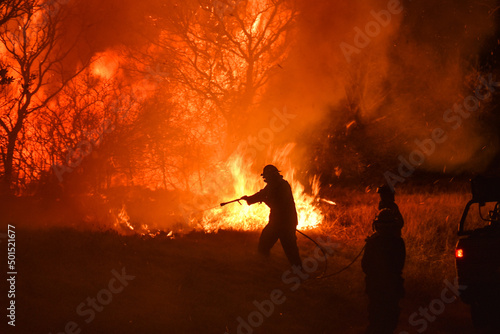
[2, 134, 17, 195]
[2, 115, 24, 195]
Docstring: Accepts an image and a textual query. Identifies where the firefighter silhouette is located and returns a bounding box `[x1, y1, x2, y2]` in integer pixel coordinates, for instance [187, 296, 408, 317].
[241, 165, 302, 268]
[377, 185, 404, 233]
[362, 208, 405, 334]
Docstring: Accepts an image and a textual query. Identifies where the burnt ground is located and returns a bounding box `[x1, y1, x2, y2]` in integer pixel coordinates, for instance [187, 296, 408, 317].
[1, 227, 475, 334]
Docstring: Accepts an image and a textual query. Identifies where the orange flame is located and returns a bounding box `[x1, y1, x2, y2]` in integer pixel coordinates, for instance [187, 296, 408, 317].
[198, 144, 324, 232]
[112, 204, 172, 238]
[110, 145, 325, 236]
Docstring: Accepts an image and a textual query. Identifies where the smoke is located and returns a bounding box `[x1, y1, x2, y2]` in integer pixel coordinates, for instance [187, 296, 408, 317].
[4, 0, 497, 233]
[54, 0, 500, 179]
[260, 0, 499, 175]
[62, 0, 155, 50]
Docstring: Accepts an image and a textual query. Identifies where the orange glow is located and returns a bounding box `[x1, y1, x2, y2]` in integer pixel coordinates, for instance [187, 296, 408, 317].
[109, 144, 325, 236]
[91, 50, 121, 79]
[113, 204, 171, 238]
[198, 144, 324, 232]
[6, 0, 496, 240]
[455, 248, 464, 259]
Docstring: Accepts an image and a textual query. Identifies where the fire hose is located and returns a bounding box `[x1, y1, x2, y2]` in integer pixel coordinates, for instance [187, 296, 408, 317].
[315, 244, 366, 279]
[220, 199, 243, 206]
[295, 229, 329, 277]
[220, 197, 366, 279]
[294, 230, 366, 280]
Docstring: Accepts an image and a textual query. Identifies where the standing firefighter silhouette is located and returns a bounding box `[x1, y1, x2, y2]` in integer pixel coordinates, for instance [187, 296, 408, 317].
[377, 185, 404, 233]
[362, 208, 406, 334]
[241, 165, 302, 268]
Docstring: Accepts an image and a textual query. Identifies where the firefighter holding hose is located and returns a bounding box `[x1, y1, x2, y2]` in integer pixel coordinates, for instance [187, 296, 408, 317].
[240, 165, 302, 268]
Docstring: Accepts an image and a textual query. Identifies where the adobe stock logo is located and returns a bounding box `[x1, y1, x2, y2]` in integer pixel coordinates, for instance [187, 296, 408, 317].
[340, 0, 403, 63]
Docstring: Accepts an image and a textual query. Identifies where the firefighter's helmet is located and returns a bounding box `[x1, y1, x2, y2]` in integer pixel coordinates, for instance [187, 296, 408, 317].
[377, 185, 395, 195]
[261, 164, 281, 177]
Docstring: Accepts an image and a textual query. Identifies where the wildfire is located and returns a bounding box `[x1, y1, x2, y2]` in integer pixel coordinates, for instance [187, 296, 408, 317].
[198, 144, 324, 232]
[110, 145, 325, 236]
[113, 204, 172, 238]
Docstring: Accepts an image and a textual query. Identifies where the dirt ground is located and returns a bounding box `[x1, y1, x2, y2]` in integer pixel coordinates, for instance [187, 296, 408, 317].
[1, 227, 476, 334]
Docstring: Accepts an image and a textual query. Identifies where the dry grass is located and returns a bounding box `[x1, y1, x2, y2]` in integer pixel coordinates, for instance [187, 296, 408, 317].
[1, 186, 478, 333]
[316, 189, 471, 291]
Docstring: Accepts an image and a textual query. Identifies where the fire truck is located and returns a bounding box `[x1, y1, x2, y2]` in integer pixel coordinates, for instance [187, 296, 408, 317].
[455, 177, 500, 329]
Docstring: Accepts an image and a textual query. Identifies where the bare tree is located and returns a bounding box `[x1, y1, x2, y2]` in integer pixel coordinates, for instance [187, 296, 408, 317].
[33, 69, 143, 193]
[0, 0, 26, 27]
[153, 0, 297, 136]
[112, 0, 297, 192]
[0, 0, 26, 86]
[0, 0, 88, 194]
